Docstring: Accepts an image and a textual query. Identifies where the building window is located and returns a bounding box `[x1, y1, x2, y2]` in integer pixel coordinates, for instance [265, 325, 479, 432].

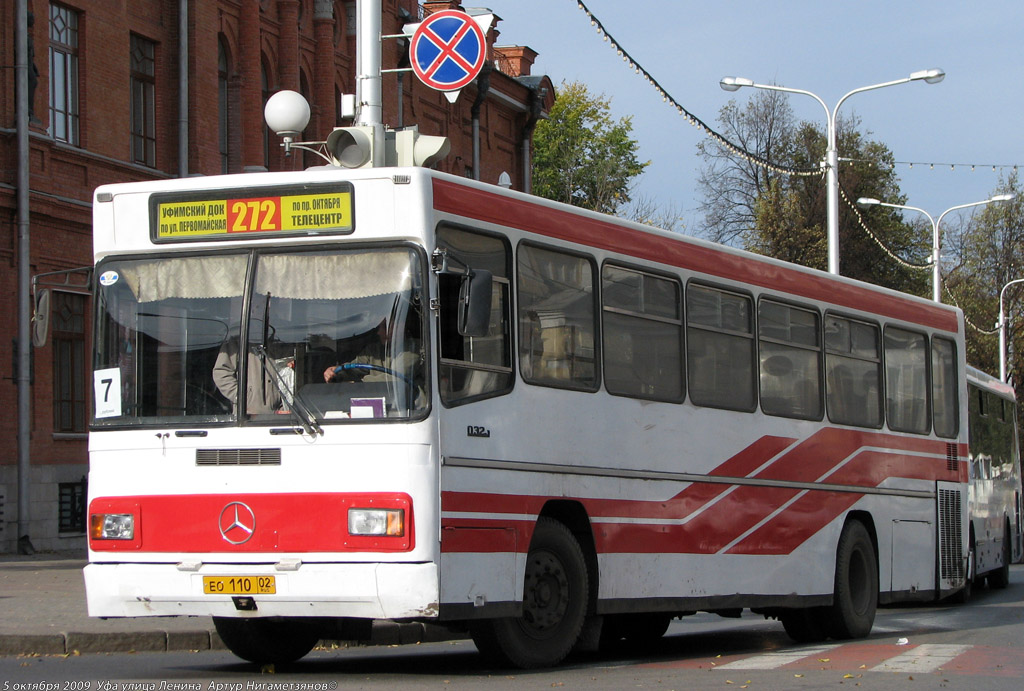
[130, 34, 157, 167]
[219, 38, 231, 173]
[49, 3, 80, 144]
[52, 292, 87, 433]
[58, 478, 87, 533]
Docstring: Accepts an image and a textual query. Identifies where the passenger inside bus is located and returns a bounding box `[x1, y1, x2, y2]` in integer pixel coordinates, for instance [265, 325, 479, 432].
[212, 338, 293, 415]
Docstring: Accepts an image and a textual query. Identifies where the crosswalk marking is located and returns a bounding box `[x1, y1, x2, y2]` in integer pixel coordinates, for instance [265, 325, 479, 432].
[869, 644, 971, 673]
[714, 645, 840, 670]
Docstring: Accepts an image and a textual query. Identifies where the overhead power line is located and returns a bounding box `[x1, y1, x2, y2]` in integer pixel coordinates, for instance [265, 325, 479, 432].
[572, 0, 821, 178]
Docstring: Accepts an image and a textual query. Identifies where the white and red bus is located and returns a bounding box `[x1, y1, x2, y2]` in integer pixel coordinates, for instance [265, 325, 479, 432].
[960, 366, 1022, 599]
[83, 166, 968, 668]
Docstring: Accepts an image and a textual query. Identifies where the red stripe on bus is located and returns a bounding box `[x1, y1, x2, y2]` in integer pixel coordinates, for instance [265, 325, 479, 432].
[431, 179, 960, 334]
[441, 430, 961, 555]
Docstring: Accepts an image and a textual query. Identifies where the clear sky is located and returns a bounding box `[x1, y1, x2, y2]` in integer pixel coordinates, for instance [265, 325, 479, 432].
[488, 0, 1024, 237]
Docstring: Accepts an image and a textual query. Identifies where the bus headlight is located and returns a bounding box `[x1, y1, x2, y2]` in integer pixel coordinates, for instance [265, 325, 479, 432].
[90, 513, 135, 540]
[348, 508, 404, 537]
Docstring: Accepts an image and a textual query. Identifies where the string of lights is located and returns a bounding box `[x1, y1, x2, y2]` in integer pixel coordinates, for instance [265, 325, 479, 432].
[572, 0, 821, 178]
[837, 183, 931, 271]
[846, 158, 1020, 173]
[941, 284, 999, 335]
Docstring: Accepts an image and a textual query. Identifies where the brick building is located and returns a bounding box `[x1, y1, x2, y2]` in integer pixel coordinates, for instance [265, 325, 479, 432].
[0, 0, 553, 553]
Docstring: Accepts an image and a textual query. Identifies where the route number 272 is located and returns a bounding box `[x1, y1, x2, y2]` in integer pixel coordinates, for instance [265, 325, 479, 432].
[229, 198, 281, 232]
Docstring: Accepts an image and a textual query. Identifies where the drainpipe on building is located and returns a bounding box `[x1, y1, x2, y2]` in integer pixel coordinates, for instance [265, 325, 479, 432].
[520, 85, 546, 195]
[178, 0, 189, 177]
[15, 0, 34, 555]
[470, 62, 492, 181]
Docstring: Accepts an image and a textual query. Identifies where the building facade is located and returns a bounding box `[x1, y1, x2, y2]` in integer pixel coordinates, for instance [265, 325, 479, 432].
[0, 0, 553, 553]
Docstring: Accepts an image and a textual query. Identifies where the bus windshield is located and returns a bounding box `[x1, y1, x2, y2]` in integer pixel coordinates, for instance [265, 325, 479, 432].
[92, 246, 427, 427]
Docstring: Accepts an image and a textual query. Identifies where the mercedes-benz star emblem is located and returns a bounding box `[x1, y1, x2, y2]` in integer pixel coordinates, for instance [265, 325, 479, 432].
[218, 502, 256, 545]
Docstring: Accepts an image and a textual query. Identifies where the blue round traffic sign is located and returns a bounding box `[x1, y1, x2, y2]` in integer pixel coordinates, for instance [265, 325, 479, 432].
[410, 10, 486, 92]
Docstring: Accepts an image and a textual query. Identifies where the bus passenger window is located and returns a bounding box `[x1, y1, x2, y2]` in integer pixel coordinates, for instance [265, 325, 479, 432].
[824, 315, 882, 428]
[884, 326, 929, 434]
[436, 227, 513, 406]
[932, 337, 958, 438]
[602, 265, 683, 401]
[686, 284, 755, 411]
[758, 300, 821, 420]
[517, 244, 597, 391]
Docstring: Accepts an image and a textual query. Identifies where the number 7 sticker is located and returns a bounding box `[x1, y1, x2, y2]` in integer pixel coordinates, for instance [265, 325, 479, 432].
[93, 367, 122, 418]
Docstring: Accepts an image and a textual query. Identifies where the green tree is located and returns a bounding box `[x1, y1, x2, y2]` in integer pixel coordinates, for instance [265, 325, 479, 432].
[698, 92, 929, 295]
[945, 172, 1024, 380]
[532, 81, 648, 215]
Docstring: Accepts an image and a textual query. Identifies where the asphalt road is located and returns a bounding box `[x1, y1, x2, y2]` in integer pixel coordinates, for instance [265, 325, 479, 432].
[2, 566, 1022, 690]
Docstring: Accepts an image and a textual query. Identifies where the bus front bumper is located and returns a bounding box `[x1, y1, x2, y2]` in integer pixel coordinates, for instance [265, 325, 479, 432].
[84, 561, 439, 620]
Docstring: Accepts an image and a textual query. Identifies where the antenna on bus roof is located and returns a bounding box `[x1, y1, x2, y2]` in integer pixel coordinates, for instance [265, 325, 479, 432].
[263, 0, 449, 170]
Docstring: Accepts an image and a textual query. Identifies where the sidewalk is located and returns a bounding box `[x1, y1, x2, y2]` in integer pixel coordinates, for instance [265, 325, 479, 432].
[0, 551, 456, 657]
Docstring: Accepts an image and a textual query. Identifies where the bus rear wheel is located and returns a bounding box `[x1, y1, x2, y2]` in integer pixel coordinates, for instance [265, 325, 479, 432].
[828, 520, 877, 640]
[780, 607, 829, 643]
[470, 517, 589, 668]
[213, 616, 319, 666]
[987, 521, 1011, 589]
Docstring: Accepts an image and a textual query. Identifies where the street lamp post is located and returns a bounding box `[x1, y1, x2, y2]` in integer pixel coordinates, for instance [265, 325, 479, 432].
[856, 195, 1014, 303]
[999, 278, 1024, 382]
[720, 70, 945, 276]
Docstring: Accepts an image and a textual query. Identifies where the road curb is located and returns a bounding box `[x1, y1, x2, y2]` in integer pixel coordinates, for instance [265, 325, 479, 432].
[0, 622, 462, 657]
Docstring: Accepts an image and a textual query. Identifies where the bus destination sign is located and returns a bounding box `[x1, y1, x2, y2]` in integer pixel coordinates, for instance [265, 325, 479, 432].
[151, 183, 354, 242]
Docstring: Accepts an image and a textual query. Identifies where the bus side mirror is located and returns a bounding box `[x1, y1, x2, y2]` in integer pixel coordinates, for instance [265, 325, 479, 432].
[458, 270, 492, 338]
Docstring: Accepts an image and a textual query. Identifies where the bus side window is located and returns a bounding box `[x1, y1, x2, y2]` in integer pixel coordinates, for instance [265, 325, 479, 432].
[517, 243, 598, 391]
[824, 315, 883, 428]
[884, 326, 930, 434]
[686, 284, 755, 411]
[601, 264, 683, 402]
[435, 226, 513, 406]
[758, 299, 822, 420]
[932, 337, 959, 438]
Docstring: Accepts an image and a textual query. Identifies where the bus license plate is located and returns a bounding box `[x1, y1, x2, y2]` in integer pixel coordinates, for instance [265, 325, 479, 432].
[203, 575, 276, 595]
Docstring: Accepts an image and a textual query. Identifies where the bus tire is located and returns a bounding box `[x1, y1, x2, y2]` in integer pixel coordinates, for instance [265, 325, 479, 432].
[213, 616, 319, 665]
[469, 517, 588, 668]
[987, 522, 1011, 589]
[828, 520, 877, 640]
[780, 607, 829, 643]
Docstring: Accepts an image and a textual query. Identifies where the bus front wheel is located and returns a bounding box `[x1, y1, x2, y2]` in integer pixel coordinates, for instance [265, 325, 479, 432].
[213, 616, 319, 666]
[469, 517, 589, 668]
[828, 520, 878, 640]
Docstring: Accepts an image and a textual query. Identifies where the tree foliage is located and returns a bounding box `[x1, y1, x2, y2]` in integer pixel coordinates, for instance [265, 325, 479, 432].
[532, 81, 648, 215]
[697, 91, 929, 295]
[945, 172, 1024, 382]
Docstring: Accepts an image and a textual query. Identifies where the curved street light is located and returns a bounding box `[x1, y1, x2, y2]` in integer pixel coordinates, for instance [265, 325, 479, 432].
[999, 278, 1024, 382]
[720, 69, 945, 276]
[856, 194, 1014, 303]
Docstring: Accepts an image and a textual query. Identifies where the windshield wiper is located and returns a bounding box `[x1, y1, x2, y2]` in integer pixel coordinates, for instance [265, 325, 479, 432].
[252, 344, 323, 437]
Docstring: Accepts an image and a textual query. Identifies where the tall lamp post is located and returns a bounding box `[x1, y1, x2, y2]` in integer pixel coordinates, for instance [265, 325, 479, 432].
[999, 278, 1024, 382]
[856, 195, 1014, 303]
[720, 69, 945, 276]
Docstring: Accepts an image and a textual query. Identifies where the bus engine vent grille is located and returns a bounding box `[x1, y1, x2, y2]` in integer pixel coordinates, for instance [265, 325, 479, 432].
[196, 449, 282, 466]
[937, 487, 963, 581]
[946, 443, 958, 472]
